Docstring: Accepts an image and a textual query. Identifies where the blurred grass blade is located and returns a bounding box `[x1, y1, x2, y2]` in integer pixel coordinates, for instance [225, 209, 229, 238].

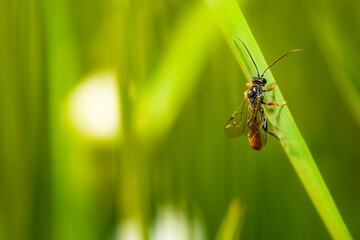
[308, 6, 360, 126]
[205, 0, 352, 239]
[118, 2, 219, 237]
[215, 199, 244, 240]
[43, 0, 81, 239]
[134, 1, 218, 142]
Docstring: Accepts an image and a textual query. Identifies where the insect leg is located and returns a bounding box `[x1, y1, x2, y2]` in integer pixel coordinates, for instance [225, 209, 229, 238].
[264, 81, 276, 92]
[263, 82, 286, 106]
[261, 114, 279, 140]
[265, 101, 287, 106]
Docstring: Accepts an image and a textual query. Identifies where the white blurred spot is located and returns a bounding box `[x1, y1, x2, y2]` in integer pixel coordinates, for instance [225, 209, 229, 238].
[67, 71, 120, 139]
[151, 206, 206, 240]
[114, 206, 205, 240]
[115, 219, 143, 240]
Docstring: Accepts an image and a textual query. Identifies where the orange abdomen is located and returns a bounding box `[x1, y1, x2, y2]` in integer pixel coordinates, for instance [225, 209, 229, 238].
[248, 123, 263, 150]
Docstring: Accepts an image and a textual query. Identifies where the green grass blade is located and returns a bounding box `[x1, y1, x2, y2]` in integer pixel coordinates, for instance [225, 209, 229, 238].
[117, 2, 219, 237]
[205, 0, 352, 239]
[215, 200, 244, 240]
[133, 1, 218, 142]
[307, 6, 360, 127]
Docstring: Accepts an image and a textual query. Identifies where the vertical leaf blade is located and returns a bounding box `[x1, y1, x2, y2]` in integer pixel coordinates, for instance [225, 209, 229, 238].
[205, 0, 352, 239]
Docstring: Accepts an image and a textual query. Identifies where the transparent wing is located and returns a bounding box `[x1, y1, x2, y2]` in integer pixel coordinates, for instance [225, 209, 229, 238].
[224, 98, 249, 138]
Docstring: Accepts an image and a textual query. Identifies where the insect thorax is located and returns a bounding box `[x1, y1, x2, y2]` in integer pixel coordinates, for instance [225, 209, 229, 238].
[247, 85, 264, 104]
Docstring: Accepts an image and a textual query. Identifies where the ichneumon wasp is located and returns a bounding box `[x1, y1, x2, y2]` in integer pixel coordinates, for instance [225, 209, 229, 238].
[225, 39, 301, 150]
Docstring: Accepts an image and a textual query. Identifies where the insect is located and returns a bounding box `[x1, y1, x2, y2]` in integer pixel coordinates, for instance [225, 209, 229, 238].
[225, 40, 301, 150]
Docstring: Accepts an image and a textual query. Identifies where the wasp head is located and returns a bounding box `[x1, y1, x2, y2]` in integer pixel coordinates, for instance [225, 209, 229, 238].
[251, 77, 267, 86]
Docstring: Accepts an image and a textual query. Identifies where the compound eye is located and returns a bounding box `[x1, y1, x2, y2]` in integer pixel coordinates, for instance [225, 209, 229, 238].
[262, 78, 267, 85]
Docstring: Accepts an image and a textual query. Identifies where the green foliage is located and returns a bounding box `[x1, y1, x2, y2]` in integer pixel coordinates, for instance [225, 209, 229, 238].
[1, 0, 360, 239]
[205, 0, 352, 238]
[215, 200, 244, 240]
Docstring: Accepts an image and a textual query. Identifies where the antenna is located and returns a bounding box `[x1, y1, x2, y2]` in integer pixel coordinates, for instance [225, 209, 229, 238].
[261, 49, 303, 77]
[238, 38, 260, 77]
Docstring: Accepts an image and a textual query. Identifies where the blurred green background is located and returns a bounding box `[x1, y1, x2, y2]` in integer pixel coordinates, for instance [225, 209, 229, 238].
[1, 0, 360, 239]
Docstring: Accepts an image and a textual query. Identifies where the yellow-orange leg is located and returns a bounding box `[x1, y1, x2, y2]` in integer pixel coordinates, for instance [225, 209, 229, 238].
[264, 81, 276, 92]
[264, 82, 286, 106]
[244, 83, 252, 97]
[266, 101, 287, 106]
